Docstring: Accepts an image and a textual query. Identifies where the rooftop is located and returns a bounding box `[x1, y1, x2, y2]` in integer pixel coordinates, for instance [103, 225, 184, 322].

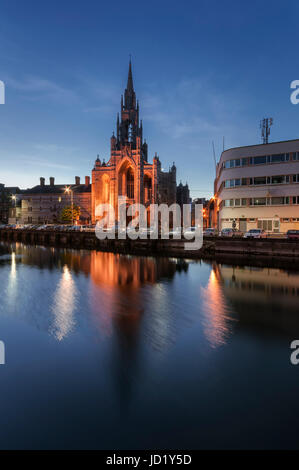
[20, 184, 91, 195]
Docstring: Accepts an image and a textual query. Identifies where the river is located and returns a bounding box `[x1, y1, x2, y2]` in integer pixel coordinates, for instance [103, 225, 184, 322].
[0, 242, 298, 449]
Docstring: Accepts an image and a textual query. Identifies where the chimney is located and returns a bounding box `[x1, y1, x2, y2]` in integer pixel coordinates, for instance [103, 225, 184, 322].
[40, 177, 45, 187]
[75, 176, 80, 185]
[49, 177, 55, 186]
[85, 176, 90, 186]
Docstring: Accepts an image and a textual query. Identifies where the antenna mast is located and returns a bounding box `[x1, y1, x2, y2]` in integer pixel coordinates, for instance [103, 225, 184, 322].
[212, 141, 217, 174]
[260, 117, 273, 144]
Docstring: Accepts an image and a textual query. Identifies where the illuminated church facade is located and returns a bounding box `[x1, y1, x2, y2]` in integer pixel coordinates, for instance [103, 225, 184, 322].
[91, 61, 178, 224]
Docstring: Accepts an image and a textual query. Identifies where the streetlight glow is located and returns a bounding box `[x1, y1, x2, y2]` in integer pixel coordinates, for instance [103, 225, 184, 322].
[64, 186, 74, 225]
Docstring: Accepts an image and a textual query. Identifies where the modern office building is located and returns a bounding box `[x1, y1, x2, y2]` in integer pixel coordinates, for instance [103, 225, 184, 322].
[214, 139, 299, 233]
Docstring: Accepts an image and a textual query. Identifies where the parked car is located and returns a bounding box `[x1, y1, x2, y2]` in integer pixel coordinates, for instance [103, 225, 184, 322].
[244, 229, 267, 239]
[220, 228, 243, 238]
[139, 227, 157, 237]
[286, 230, 299, 240]
[203, 228, 218, 237]
[167, 227, 182, 237]
[183, 227, 197, 237]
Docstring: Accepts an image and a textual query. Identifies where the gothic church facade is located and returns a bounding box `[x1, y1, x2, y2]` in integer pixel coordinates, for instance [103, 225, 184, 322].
[91, 61, 177, 224]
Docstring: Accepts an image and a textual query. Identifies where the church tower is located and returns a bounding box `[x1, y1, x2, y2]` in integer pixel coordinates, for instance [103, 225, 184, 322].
[112, 60, 148, 160]
[91, 61, 177, 225]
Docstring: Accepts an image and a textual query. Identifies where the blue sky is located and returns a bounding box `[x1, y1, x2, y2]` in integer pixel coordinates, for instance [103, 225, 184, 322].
[1, 0, 299, 198]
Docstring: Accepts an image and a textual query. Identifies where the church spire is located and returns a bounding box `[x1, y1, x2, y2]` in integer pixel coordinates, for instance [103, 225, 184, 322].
[127, 59, 134, 93]
[116, 59, 146, 152]
[124, 59, 136, 109]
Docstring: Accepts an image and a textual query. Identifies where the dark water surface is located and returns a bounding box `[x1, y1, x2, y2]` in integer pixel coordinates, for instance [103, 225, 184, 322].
[0, 242, 299, 449]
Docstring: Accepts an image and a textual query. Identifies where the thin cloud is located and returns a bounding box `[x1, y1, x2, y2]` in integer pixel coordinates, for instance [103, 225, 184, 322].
[5, 75, 79, 104]
[141, 76, 250, 141]
[26, 157, 72, 170]
[33, 143, 78, 153]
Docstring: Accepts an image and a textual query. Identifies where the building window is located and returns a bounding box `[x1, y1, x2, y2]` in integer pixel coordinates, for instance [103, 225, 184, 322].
[258, 219, 273, 231]
[253, 156, 267, 165]
[271, 175, 285, 184]
[270, 153, 289, 163]
[254, 176, 267, 185]
[127, 169, 134, 199]
[271, 197, 289, 205]
[222, 152, 293, 172]
[251, 198, 267, 206]
[224, 199, 234, 207]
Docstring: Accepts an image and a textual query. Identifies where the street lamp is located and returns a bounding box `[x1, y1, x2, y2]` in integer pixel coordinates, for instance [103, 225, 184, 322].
[11, 195, 17, 222]
[64, 186, 74, 225]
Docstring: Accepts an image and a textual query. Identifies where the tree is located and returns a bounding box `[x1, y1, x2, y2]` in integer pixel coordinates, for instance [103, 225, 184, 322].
[60, 205, 80, 224]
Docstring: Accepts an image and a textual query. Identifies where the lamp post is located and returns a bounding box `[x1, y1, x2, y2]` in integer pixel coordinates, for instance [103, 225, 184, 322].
[11, 195, 17, 222]
[64, 187, 74, 225]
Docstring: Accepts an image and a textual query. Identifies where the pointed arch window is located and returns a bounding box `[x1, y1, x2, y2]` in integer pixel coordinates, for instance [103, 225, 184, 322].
[127, 169, 134, 199]
[128, 123, 133, 142]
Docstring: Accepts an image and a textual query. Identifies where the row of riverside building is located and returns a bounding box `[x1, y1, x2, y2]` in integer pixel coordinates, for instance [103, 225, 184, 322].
[2, 61, 299, 234]
[1, 61, 191, 226]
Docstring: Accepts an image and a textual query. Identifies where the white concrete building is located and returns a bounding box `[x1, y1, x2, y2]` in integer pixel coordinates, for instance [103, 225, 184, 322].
[214, 139, 299, 233]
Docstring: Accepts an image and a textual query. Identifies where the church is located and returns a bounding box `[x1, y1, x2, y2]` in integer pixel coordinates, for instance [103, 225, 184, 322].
[91, 61, 181, 225]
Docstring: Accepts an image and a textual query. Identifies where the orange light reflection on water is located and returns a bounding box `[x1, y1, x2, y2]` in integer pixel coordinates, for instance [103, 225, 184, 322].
[201, 265, 235, 348]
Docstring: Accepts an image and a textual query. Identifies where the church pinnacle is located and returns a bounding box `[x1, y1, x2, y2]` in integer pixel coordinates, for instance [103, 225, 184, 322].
[124, 59, 136, 110]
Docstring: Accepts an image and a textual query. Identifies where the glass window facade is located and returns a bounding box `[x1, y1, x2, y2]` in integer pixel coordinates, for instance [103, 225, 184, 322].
[222, 152, 293, 170]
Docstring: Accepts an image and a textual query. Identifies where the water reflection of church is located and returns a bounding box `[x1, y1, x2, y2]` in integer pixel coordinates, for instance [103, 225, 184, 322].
[90, 252, 180, 289]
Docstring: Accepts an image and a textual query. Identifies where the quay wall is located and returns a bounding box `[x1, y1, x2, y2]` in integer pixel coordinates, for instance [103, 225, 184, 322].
[1, 229, 299, 261]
